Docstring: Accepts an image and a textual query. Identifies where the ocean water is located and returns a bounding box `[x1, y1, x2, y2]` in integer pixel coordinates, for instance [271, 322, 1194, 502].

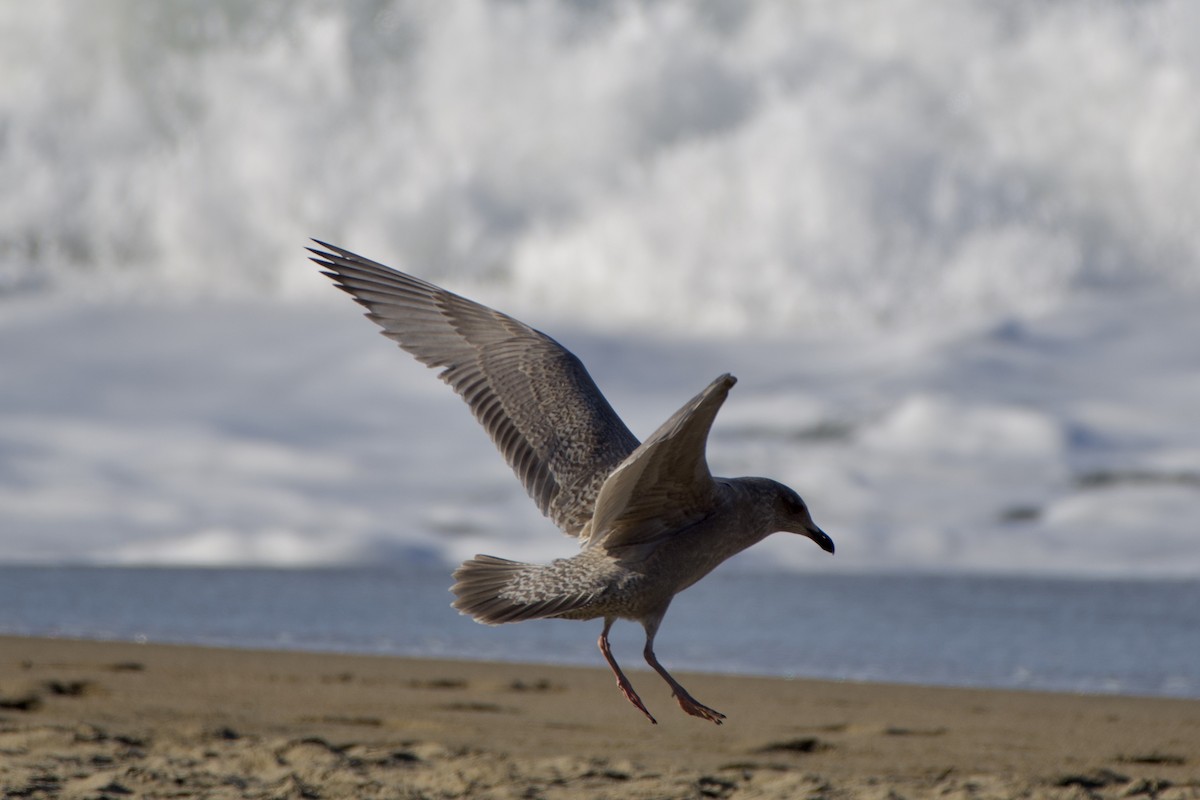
[1, 0, 1199, 675]
[2, 565, 1196, 699]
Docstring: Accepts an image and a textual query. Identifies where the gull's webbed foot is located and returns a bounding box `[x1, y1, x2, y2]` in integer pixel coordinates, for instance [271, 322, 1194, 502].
[673, 690, 725, 725]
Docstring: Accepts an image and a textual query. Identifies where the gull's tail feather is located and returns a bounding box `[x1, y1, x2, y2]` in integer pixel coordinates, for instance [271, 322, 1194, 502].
[451, 555, 597, 625]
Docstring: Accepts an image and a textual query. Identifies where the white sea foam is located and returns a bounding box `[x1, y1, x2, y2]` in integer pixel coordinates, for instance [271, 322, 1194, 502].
[2, 290, 1198, 575]
[2, 1, 1198, 332]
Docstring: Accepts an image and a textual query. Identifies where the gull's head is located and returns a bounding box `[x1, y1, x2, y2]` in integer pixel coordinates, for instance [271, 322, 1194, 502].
[771, 482, 835, 554]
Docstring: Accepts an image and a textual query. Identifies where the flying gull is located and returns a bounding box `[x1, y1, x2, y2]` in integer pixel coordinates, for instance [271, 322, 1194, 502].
[309, 240, 835, 724]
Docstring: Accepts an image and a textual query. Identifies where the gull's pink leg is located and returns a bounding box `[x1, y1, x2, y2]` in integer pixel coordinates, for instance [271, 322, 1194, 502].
[598, 617, 656, 724]
[643, 618, 725, 724]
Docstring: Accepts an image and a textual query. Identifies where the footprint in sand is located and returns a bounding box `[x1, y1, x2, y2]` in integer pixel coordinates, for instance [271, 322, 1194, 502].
[0, 692, 41, 712]
[437, 702, 510, 714]
[44, 679, 93, 697]
[507, 678, 563, 693]
[408, 678, 468, 690]
[753, 737, 832, 755]
[1118, 752, 1188, 766]
[883, 725, 948, 737]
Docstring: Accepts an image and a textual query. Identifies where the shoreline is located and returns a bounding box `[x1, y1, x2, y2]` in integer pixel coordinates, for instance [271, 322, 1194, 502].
[2, 635, 1198, 798]
[6, 628, 1199, 703]
[4, 626, 1196, 704]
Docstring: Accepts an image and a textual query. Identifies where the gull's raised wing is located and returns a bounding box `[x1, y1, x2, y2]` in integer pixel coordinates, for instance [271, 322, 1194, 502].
[310, 241, 640, 536]
[585, 374, 735, 554]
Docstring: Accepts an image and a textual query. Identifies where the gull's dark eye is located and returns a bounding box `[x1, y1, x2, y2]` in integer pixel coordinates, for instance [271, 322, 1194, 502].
[784, 492, 806, 514]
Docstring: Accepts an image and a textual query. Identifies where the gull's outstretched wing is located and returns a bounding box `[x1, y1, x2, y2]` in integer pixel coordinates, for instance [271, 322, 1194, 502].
[310, 241, 640, 536]
[585, 374, 735, 554]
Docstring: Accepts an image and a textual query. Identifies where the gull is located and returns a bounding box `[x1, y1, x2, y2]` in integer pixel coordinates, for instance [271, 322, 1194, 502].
[309, 240, 834, 724]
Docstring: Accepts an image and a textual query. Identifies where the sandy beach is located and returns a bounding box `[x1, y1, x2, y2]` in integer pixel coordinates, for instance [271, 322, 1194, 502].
[1, 635, 1196, 799]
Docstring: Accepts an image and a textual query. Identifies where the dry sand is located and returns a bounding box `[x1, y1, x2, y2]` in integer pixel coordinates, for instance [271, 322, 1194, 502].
[1, 635, 1197, 799]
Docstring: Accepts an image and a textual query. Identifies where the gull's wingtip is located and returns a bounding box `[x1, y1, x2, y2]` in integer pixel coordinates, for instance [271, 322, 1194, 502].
[307, 240, 342, 262]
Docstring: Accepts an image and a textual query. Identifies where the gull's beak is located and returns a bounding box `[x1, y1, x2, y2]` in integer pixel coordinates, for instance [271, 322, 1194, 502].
[807, 525, 835, 555]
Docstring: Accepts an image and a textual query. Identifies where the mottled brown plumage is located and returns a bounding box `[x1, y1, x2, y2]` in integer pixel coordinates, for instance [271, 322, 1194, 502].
[311, 240, 834, 724]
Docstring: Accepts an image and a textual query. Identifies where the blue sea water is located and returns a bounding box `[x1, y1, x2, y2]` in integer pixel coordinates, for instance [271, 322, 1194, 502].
[2, 566, 1195, 699]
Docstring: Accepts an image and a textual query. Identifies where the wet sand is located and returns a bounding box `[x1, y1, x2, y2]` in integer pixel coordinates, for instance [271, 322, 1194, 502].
[1, 635, 1197, 798]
